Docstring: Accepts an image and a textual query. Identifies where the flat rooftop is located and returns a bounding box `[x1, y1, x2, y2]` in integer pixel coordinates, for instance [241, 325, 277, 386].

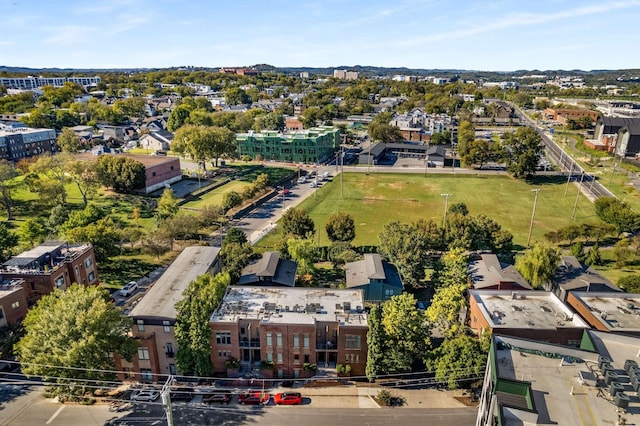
[571, 292, 640, 331]
[129, 246, 220, 320]
[492, 333, 640, 425]
[0, 279, 25, 298]
[211, 287, 367, 326]
[470, 290, 588, 330]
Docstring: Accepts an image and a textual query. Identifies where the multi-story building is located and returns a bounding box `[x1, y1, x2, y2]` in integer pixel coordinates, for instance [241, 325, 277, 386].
[0, 279, 27, 326]
[0, 127, 57, 161]
[0, 241, 98, 303]
[344, 253, 403, 302]
[468, 290, 588, 346]
[566, 292, 640, 336]
[0, 76, 100, 90]
[210, 287, 368, 378]
[117, 246, 221, 382]
[236, 126, 340, 164]
[593, 116, 640, 157]
[333, 70, 359, 80]
[543, 107, 599, 124]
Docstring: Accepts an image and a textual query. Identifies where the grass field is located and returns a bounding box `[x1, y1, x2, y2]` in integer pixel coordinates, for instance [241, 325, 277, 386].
[255, 172, 601, 250]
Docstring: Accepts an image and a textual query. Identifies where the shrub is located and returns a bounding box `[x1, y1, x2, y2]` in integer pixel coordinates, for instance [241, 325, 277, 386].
[377, 389, 392, 406]
[303, 363, 317, 372]
[225, 357, 240, 369]
[336, 364, 345, 374]
[260, 360, 274, 370]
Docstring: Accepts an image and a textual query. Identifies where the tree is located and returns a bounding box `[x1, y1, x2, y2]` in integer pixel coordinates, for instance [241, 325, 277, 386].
[156, 189, 179, 221]
[281, 208, 315, 238]
[175, 272, 230, 376]
[167, 105, 191, 132]
[456, 121, 475, 165]
[57, 127, 83, 153]
[173, 125, 238, 169]
[465, 139, 496, 169]
[19, 218, 46, 247]
[95, 155, 146, 193]
[613, 238, 633, 267]
[500, 127, 544, 178]
[380, 294, 430, 373]
[585, 242, 602, 266]
[367, 122, 402, 143]
[431, 248, 469, 288]
[66, 217, 122, 261]
[515, 243, 561, 290]
[156, 215, 200, 250]
[425, 333, 488, 390]
[287, 237, 317, 278]
[366, 305, 385, 382]
[618, 275, 640, 293]
[0, 160, 20, 220]
[66, 160, 99, 207]
[220, 241, 253, 284]
[15, 284, 137, 397]
[223, 227, 248, 245]
[569, 242, 587, 264]
[325, 212, 356, 243]
[0, 222, 18, 262]
[30, 153, 73, 204]
[594, 197, 640, 235]
[222, 191, 242, 211]
[225, 87, 250, 106]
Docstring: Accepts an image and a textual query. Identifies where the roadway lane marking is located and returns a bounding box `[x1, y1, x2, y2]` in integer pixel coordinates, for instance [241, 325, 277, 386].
[45, 405, 65, 424]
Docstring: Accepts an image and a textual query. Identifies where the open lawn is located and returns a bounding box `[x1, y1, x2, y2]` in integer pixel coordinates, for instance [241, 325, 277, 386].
[255, 172, 601, 250]
[182, 180, 251, 209]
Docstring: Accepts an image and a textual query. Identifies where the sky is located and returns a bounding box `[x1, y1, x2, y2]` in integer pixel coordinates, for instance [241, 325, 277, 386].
[1, 0, 639, 71]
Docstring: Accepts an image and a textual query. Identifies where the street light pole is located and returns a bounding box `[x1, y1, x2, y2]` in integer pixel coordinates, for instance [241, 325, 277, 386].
[340, 145, 344, 199]
[572, 171, 585, 220]
[424, 140, 430, 178]
[564, 163, 574, 196]
[440, 193, 453, 225]
[527, 189, 540, 247]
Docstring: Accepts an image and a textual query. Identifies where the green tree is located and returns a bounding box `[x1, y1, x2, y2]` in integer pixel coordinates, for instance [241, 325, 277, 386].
[167, 105, 192, 132]
[585, 242, 602, 266]
[173, 125, 237, 169]
[156, 189, 179, 221]
[19, 218, 46, 247]
[500, 127, 544, 178]
[66, 160, 99, 207]
[569, 242, 587, 263]
[613, 238, 633, 267]
[0, 222, 18, 262]
[431, 248, 469, 288]
[223, 227, 248, 245]
[325, 211, 356, 243]
[66, 217, 122, 261]
[281, 208, 315, 238]
[287, 237, 317, 277]
[30, 153, 73, 205]
[220, 241, 253, 284]
[15, 284, 137, 397]
[381, 294, 430, 373]
[594, 197, 640, 235]
[456, 121, 475, 165]
[465, 139, 496, 169]
[366, 305, 385, 382]
[367, 122, 402, 143]
[175, 272, 230, 376]
[425, 333, 488, 390]
[225, 87, 250, 106]
[514, 242, 561, 290]
[0, 160, 20, 220]
[56, 127, 83, 153]
[222, 191, 242, 211]
[618, 275, 640, 293]
[426, 283, 468, 335]
[95, 156, 146, 193]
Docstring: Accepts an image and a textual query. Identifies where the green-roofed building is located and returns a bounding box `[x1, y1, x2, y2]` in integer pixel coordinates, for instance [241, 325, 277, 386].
[236, 126, 340, 164]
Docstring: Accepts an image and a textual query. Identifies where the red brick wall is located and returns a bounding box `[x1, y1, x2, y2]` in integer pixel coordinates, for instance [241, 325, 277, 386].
[566, 293, 608, 332]
[146, 157, 180, 188]
[0, 286, 28, 325]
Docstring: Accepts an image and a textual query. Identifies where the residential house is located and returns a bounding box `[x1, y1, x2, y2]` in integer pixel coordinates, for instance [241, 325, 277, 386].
[344, 254, 403, 302]
[117, 246, 221, 382]
[139, 130, 173, 152]
[285, 117, 304, 131]
[238, 252, 297, 287]
[552, 256, 620, 302]
[475, 331, 640, 426]
[468, 254, 532, 290]
[0, 279, 28, 326]
[468, 289, 588, 346]
[0, 241, 98, 304]
[210, 287, 368, 378]
[593, 116, 640, 157]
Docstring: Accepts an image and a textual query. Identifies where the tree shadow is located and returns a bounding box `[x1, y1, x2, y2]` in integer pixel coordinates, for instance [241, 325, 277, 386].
[0, 383, 33, 411]
[99, 257, 159, 287]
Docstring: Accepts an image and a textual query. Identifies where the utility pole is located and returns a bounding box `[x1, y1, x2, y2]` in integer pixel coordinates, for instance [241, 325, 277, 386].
[572, 171, 585, 220]
[564, 163, 574, 196]
[440, 193, 453, 225]
[527, 189, 541, 247]
[367, 147, 371, 175]
[161, 375, 175, 426]
[340, 145, 344, 199]
[424, 140, 430, 178]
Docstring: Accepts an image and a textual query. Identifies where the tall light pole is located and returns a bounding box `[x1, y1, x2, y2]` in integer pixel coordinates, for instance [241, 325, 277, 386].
[564, 163, 574, 196]
[572, 171, 585, 220]
[424, 140, 430, 178]
[340, 145, 344, 199]
[527, 189, 540, 247]
[441, 193, 453, 224]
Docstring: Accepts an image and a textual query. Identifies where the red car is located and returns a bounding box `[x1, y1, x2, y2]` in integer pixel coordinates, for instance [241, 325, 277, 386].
[238, 391, 270, 405]
[274, 392, 302, 405]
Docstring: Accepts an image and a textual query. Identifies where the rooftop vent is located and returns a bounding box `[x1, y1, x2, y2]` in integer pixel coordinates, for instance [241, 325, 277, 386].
[615, 392, 630, 410]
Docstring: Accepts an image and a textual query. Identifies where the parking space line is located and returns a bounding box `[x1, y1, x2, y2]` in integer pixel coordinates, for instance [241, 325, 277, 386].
[46, 405, 65, 424]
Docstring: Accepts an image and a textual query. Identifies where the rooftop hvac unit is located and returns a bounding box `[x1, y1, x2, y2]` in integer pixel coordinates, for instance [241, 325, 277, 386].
[598, 355, 612, 369]
[625, 359, 638, 373]
[615, 392, 630, 410]
[602, 362, 613, 376]
[610, 381, 625, 396]
[605, 370, 620, 385]
[632, 378, 640, 392]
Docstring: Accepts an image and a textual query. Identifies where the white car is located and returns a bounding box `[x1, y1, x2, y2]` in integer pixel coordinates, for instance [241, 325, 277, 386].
[297, 177, 306, 184]
[119, 281, 138, 297]
[309, 180, 318, 188]
[131, 389, 160, 402]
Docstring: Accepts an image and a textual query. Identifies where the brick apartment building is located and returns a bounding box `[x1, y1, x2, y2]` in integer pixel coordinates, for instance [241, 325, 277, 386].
[0, 241, 98, 303]
[210, 287, 368, 378]
[543, 107, 599, 125]
[0, 279, 28, 326]
[116, 246, 221, 382]
[0, 127, 57, 162]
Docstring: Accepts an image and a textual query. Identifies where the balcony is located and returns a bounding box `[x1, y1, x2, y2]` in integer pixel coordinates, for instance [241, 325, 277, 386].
[165, 351, 174, 358]
[316, 340, 337, 351]
[239, 338, 261, 348]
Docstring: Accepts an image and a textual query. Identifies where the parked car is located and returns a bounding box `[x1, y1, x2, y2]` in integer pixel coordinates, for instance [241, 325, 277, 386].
[281, 188, 290, 195]
[119, 281, 138, 297]
[238, 391, 270, 405]
[130, 389, 160, 402]
[203, 391, 232, 404]
[274, 392, 302, 405]
[170, 387, 193, 402]
[309, 180, 318, 188]
[297, 176, 306, 184]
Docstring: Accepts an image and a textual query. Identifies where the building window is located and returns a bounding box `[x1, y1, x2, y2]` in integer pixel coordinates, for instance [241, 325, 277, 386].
[85, 257, 92, 268]
[345, 335, 361, 350]
[294, 369, 300, 378]
[138, 348, 150, 360]
[346, 354, 360, 363]
[266, 333, 272, 347]
[163, 321, 171, 332]
[384, 288, 394, 298]
[215, 331, 231, 345]
[140, 369, 152, 381]
[267, 353, 273, 363]
[11, 301, 20, 309]
[277, 369, 283, 379]
[294, 354, 299, 364]
[276, 333, 282, 347]
[166, 343, 174, 356]
[137, 319, 144, 332]
[88, 271, 95, 282]
[55, 275, 65, 288]
[169, 364, 176, 375]
[303, 334, 310, 348]
[277, 353, 283, 364]
[293, 334, 299, 348]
